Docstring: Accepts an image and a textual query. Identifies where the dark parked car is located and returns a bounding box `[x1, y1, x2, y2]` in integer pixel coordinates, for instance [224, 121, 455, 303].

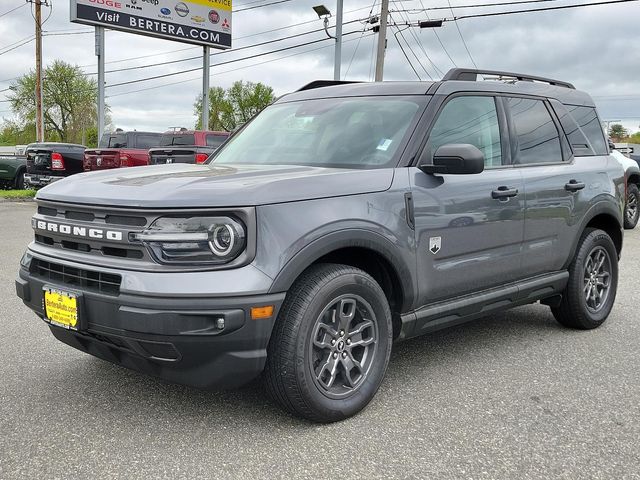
[0, 153, 26, 189]
[148, 130, 229, 165]
[83, 131, 162, 171]
[24, 143, 86, 188]
[17, 69, 625, 422]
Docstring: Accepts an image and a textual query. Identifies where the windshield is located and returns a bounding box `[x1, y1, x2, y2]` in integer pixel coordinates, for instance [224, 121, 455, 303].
[160, 134, 196, 146]
[211, 96, 424, 169]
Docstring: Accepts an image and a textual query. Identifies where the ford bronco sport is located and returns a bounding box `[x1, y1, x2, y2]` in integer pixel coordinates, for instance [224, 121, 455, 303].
[16, 69, 625, 422]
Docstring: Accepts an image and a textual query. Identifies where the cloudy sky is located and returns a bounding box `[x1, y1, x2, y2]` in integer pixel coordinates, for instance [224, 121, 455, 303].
[1, 0, 639, 134]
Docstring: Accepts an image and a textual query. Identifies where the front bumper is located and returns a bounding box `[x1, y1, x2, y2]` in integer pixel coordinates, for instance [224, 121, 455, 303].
[24, 173, 63, 187]
[16, 260, 285, 390]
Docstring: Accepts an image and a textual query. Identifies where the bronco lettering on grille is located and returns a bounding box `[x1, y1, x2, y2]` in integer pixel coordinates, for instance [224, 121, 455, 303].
[33, 219, 124, 241]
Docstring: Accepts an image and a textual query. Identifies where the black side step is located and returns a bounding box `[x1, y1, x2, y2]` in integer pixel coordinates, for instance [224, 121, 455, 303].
[398, 271, 569, 340]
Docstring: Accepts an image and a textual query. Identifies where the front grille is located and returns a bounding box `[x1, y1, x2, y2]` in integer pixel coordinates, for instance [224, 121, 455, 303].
[31, 259, 122, 296]
[37, 205, 147, 228]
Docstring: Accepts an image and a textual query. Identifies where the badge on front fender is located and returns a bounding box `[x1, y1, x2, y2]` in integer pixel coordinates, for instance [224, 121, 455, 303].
[429, 236, 441, 255]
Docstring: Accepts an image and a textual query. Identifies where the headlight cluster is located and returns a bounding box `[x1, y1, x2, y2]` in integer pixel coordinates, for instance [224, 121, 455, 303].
[132, 216, 246, 265]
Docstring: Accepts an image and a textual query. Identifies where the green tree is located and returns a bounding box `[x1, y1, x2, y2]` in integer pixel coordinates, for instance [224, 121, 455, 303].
[608, 123, 628, 141]
[194, 80, 275, 131]
[0, 120, 35, 146]
[8, 60, 104, 145]
[626, 131, 640, 144]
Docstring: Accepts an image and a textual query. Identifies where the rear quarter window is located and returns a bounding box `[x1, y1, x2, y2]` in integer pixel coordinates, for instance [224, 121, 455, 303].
[206, 134, 228, 148]
[135, 134, 162, 149]
[565, 105, 607, 155]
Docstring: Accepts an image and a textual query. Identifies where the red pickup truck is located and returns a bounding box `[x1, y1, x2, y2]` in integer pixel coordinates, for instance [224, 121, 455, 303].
[148, 130, 229, 165]
[84, 130, 162, 171]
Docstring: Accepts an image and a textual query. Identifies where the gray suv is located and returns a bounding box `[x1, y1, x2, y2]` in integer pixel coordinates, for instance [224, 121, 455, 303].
[16, 69, 625, 422]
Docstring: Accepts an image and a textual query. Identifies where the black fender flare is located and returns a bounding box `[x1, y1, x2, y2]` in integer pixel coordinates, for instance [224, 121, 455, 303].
[268, 228, 415, 312]
[564, 200, 623, 268]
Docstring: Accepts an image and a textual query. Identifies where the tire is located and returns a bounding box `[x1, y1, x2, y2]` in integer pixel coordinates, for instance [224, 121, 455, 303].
[552, 228, 618, 329]
[264, 263, 393, 422]
[624, 183, 639, 229]
[14, 170, 25, 190]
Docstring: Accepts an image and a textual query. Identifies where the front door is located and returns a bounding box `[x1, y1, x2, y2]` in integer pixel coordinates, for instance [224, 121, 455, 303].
[410, 94, 525, 308]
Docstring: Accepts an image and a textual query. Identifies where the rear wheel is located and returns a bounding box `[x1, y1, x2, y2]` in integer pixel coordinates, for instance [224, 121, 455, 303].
[552, 228, 618, 329]
[14, 170, 25, 190]
[624, 183, 639, 229]
[264, 264, 392, 422]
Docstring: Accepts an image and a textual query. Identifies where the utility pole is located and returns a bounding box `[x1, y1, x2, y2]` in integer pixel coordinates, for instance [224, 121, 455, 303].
[374, 0, 389, 81]
[334, 0, 343, 80]
[95, 27, 105, 141]
[34, 0, 44, 142]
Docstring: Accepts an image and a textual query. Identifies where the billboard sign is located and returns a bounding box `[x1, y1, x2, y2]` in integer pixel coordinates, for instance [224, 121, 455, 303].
[70, 0, 232, 49]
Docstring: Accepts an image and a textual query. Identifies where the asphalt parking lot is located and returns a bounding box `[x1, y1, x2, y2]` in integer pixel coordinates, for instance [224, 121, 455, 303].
[0, 200, 638, 479]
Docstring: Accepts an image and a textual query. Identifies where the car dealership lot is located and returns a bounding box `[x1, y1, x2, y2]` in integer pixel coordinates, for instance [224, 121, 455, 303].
[1, 201, 638, 479]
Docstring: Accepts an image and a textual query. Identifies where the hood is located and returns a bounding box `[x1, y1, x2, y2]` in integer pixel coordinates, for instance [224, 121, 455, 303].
[36, 164, 395, 208]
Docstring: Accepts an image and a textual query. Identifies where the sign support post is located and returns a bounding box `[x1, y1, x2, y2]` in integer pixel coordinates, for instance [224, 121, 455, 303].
[334, 0, 343, 81]
[95, 26, 105, 141]
[202, 46, 210, 131]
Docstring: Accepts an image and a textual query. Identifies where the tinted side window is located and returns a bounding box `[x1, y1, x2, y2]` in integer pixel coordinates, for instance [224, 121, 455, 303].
[109, 134, 127, 148]
[567, 106, 607, 155]
[428, 96, 502, 167]
[507, 98, 563, 164]
[206, 134, 228, 148]
[135, 134, 161, 149]
[160, 134, 196, 146]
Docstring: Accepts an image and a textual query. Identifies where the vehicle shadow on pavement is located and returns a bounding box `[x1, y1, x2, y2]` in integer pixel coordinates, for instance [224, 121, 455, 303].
[45, 303, 577, 426]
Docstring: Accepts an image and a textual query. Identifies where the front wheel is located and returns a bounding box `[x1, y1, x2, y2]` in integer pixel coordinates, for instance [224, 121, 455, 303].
[264, 264, 392, 422]
[624, 183, 639, 229]
[552, 228, 618, 329]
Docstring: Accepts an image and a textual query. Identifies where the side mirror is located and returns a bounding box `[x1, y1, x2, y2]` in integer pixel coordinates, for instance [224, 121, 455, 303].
[419, 144, 485, 175]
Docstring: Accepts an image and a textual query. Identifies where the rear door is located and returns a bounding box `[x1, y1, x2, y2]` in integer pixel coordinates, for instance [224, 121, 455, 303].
[410, 94, 525, 306]
[504, 96, 577, 274]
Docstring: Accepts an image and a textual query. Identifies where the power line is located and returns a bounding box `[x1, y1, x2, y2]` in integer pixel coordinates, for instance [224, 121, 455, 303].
[0, 3, 27, 18]
[107, 34, 375, 99]
[394, 1, 444, 76]
[96, 20, 364, 75]
[393, 0, 564, 13]
[233, 0, 270, 7]
[344, 0, 378, 80]
[417, 0, 458, 68]
[391, 26, 423, 79]
[0, 37, 35, 57]
[446, 0, 478, 68]
[394, 0, 640, 21]
[235, 0, 293, 12]
[107, 30, 363, 89]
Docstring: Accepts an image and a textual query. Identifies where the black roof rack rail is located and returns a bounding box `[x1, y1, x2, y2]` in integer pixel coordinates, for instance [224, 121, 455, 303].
[441, 68, 575, 89]
[296, 80, 362, 92]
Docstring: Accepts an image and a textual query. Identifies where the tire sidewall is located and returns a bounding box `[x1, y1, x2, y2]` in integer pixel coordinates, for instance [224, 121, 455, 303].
[15, 171, 25, 190]
[572, 230, 618, 326]
[624, 183, 639, 229]
[294, 272, 392, 420]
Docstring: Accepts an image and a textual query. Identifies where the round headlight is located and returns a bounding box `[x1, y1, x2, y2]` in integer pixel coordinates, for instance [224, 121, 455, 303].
[209, 224, 235, 256]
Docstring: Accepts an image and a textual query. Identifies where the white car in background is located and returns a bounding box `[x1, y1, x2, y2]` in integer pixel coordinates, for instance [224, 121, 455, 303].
[611, 149, 640, 229]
